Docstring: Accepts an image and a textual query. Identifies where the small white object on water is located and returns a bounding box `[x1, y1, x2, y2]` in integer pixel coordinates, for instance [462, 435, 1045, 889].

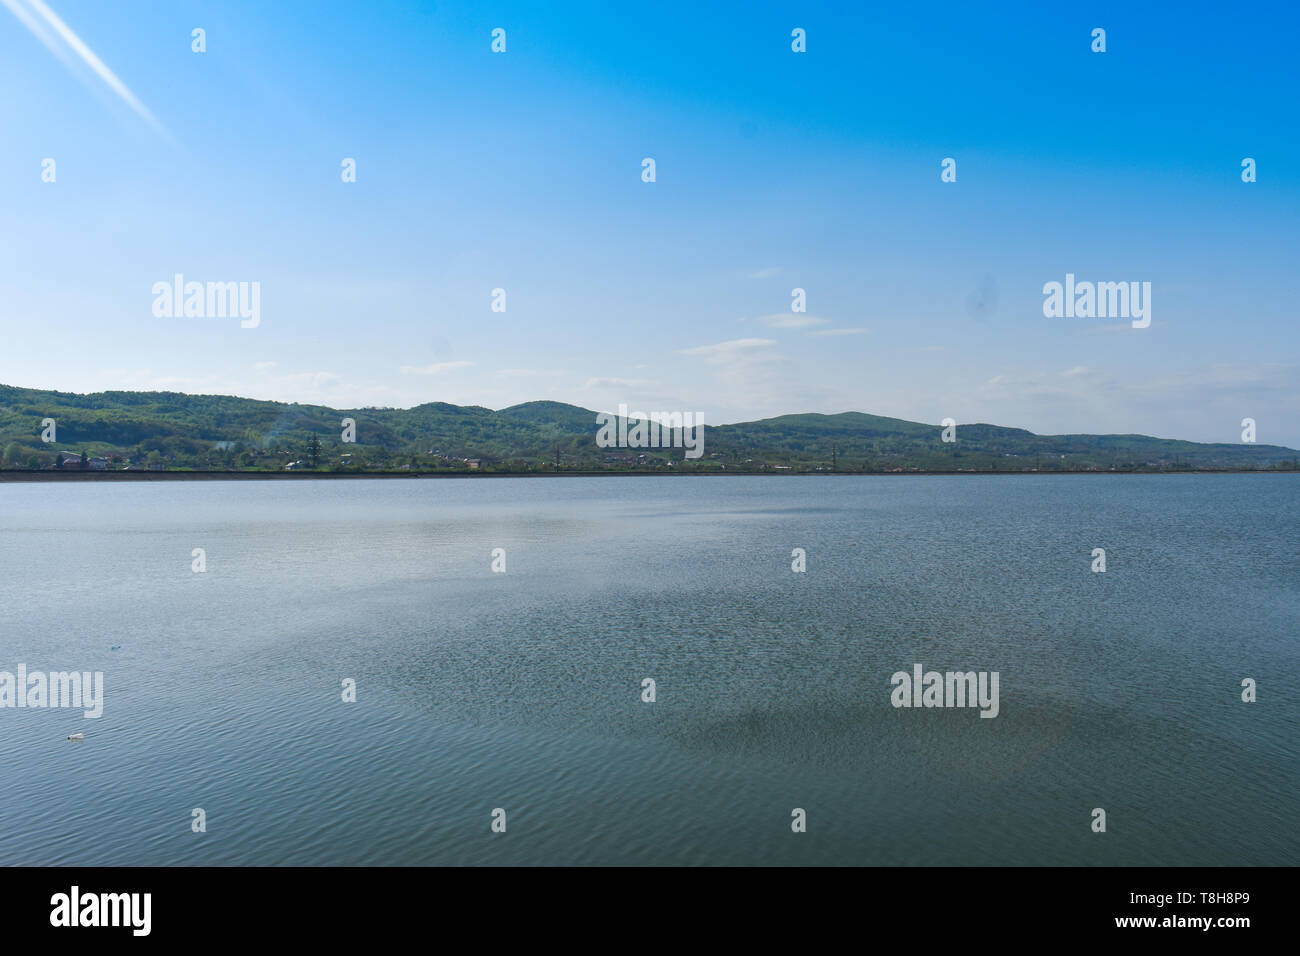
[67, 733, 84, 742]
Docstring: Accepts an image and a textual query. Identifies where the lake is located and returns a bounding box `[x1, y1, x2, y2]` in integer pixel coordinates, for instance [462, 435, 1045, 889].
[1, 475, 1296, 865]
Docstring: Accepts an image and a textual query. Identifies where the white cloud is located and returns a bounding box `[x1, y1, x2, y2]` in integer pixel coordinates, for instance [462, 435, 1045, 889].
[808, 327, 867, 337]
[400, 361, 473, 376]
[957, 362, 1300, 445]
[1083, 322, 1141, 335]
[756, 314, 828, 329]
[679, 338, 777, 364]
[583, 376, 661, 389]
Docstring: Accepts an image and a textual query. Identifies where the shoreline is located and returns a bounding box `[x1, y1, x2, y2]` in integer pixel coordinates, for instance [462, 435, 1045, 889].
[1, 469, 1294, 482]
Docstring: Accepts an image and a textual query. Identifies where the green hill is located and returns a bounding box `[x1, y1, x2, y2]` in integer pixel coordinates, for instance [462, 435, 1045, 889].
[0, 383, 1294, 474]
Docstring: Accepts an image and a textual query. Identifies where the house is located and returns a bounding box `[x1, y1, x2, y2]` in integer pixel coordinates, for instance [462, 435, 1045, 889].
[56, 452, 84, 470]
[466, 459, 481, 470]
[87, 457, 110, 471]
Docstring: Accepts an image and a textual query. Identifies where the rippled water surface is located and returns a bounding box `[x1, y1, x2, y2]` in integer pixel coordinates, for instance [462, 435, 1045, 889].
[1, 475, 1296, 865]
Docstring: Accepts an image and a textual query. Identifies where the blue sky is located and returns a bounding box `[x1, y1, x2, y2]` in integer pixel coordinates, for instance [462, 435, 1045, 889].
[1, 0, 1297, 445]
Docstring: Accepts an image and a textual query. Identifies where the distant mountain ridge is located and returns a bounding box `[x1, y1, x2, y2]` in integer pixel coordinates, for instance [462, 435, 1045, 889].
[0, 384, 1294, 473]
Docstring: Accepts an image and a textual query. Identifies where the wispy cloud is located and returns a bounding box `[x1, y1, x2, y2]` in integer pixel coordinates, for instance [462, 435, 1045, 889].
[400, 360, 474, 376]
[582, 376, 660, 389]
[808, 327, 867, 337]
[676, 337, 806, 417]
[961, 362, 1300, 445]
[679, 338, 777, 364]
[497, 368, 566, 378]
[3, 0, 170, 140]
[756, 313, 828, 329]
[1083, 321, 1143, 335]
